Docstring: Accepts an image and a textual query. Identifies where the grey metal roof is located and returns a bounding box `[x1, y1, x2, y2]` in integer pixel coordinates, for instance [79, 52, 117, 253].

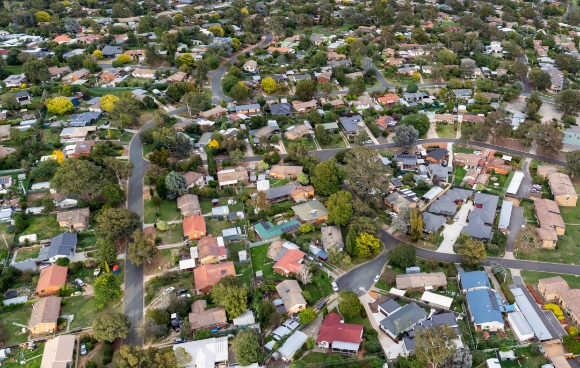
[339, 115, 361, 133]
[422, 186, 443, 200]
[462, 217, 492, 239]
[266, 184, 293, 200]
[379, 298, 401, 314]
[498, 201, 513, 230]
[469, 192, 499, 225]
[380, 302, 428, 336]
[101, 45, 123, 55]
[38, 233, 77, 261]
[423, 212, 447, 233]
[269, 103, 293, 115]
[511, 287, 553, 341]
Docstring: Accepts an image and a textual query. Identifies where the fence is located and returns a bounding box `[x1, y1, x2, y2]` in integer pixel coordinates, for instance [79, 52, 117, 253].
[249, 238, 279, 248]
[234, 260, 251, 266]
[383, 291, 468, 317]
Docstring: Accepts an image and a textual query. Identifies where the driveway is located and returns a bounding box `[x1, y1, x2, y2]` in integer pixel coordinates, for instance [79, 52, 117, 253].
[515, 159, 533, 198]
[358, 121, 380, 145]
[360, 293, 406, 358]
[436, 201, 474, 254]
[506, 206, 525, 253]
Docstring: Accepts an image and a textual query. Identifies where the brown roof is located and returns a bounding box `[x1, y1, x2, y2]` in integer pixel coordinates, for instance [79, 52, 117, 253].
[217, 167, 248, 184]
[74, 140, 95, 155]
[36, 265, 68, 294]
[537, 227, 558, 241]
[167, 71, 187, 82]
[177, 194, 201, 216]
[200, 106, 227, 118]
[561, 289, 580, 317]
[40, 334, 76, 368]
[189, 299, 227, 330]
[534, 199, 566, 231]
[48, 66, 70, 77]
[537, 165, 558, 177]
[29, 296, 62, 327]
[270, 165, 303, 176]
[291, 184, 314, 198]
[56, 208, 90, 227]
[182, 215, 206, 237]
[548, 172, 578, 199]
[273, 249, 305, 274]
[197, 236, 220, 259]
[540, 276, 570, 295]
[275, 280, 306, 308]
[396, 272, 447, 289]
[193, 262, 235, 292]
[454, 153, 481, 167]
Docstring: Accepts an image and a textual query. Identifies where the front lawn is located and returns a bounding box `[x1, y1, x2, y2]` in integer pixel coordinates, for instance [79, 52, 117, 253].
[156, 223, 183, 244]
[339, 306, 372, 331]
[14, 246, 41, 262]
[120, 132, 134, 142]
[0, 305, 33, 346]
[250, 243, 273, 277]
[319, 134, 347, 150]
[2, 342, 45, 368]
[521, 270, 580, 289]
[18, 215, 61, 241]
[436, 124, 456, 138]
[283, 138, 317, 151]
[144, 248, 175, 276]
[206, 219, 243, 237]
[62, 295, 123, 329]
[143, 199, 181, 224]
[454, 167, 467, 186]
[298, 352, 327, 364]
[454, 145, 475, 154]
[144, 271, 194, 306]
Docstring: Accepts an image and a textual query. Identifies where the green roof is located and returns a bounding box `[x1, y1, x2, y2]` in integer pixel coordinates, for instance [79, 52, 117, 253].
[254, 219, 301, 240]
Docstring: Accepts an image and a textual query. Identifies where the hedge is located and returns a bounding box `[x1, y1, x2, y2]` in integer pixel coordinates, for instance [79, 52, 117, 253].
[500, 282, 515, 304]
[544, 303, 564, 316]
[563, 335, 580, 354]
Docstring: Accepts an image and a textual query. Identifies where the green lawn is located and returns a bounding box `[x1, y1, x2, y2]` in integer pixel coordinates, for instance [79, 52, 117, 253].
[340, 305, 372, 331]
[486, 171, 514, 196]
[62, 295, 122, 329]
[0, 305, 33, 346]
[270, 179, 292, 188]
[5, 65, 23, 75]
[298, 352, 327, 364]
[500, 346, 549, 367]
[143, 199, 181, 224]
[157, 223, 183, 244]
[89, 87, 136, 98]
[2, 342, 45, 368]
[120, 132, 134, 142]
[436, 124, 456, 138]
[0, 222, 14, 246]
[235, 263, 252, 287]
[18, 215, 61, 241]
[521, 270, 580, 289]
[319, 134, 347, 150]
[143, 143, 155, 158]
[40, 128, 61, 144]
[206, 219, 242, 237]
[77, 233, 97, 249]
[250, 243, 274, 277]
[454, 167, 467, 186]
[283, 138, 317, 151]
[227, 242, 246, 262]
[14, 246, 41, 262]
[520, 201, 536, 223]
[454, 145, 475, 154]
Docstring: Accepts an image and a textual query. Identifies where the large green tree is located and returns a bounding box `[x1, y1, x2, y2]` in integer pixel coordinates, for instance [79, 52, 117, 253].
[414, 325, 458, 368]
[404, 113, 430, 136]
[231, 330, 260, 366]
[409, 208, 423, 242]
[458, 237, 487, 265]
[94, 273, 123, 309]
[113, 345, 177, 368]
[566, 150, 580, 178]
[327, 190, 353, 226]
[353, 232, 380, 258]
[211, 276, 249, 319]
[343, 146, 389, 201]
[338, 290, 362, 318]
[294, 79, 316, 100]
[555, 89, 580, 114]
[92, 312, 130, 342]
[128, 229, 159, 266]
[23, 59, 51, 84]
[165, 171, 188, 199]
[311, 161, 344, 196]
[97, 208, 141, 243]
[95, 238, 118, 269]
[387, 243, 416, 268]
[51, 159, 102, 201]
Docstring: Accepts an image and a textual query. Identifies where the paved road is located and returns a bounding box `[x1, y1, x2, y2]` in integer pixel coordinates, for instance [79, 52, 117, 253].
[516, 160, 533, 198]
[335, 251, 389, 296]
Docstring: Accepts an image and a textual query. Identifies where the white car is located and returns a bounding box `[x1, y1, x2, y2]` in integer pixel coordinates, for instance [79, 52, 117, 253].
[454, 216, 459, 222]
[332, 282, 338, 292]
[365, 140, 373, 144]
[374, 275, 380, 283]
[163, 287, 175, 295]
[389, 212, 398, 218]
[193, 150, 200, 154]
[178, 293, 192, 299]
[199, 147, 204, 152]
[80, 344, 87, 355]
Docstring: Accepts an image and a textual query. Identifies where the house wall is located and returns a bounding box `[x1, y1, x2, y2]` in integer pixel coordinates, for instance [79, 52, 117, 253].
[37, 285, 60, 297]
[559, 297, 580, 325]
[538, 281, 561, 301]
[553, 195, 577, 207]
[199, 255, 219, 265]
[285, 303, 306, 314]
[185, 230, 206, 240]
[30, 322, 57, 336]
[273, 266, 293, 277]
[541, 240, 557, 249]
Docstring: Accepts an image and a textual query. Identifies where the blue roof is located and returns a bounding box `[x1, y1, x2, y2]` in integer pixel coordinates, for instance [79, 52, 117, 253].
[460, 270, 491, 290]
[466, 289, 504, 324]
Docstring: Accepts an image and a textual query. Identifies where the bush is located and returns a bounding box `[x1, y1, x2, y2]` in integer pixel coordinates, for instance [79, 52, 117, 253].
[500, 282, 515, 304]
[293, 348, 303, 360]
[544, 303, 564, 316]
[569, 326, 579, 337]
[361, 309, 367, 318]
[102, 342, 114, 365]
[85, 361, 98, 368]
[56, 257, 70, 267]
[564, 335, 580, 354]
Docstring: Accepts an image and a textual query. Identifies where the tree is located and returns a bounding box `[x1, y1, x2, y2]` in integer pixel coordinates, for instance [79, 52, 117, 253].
[230, 83, 251, 101]
[338, 290, 362, 318]
[343, 146, 389, 201]
[175, 347, 192, 367]
[261, 77, 276, 94]
[230, 149, 245, 164]
[93, 50, 103, 60]
[167, 82, 197, 102]
[440, 348, 472, 368]
[349, 76, 366, 96]
[211, 276, 249, 319]
[98, 208, 141, 243]
[407, 83, 419, 93]
[104, 157, 134, 183]
[404, 114, 430, 135]
[232, 331, 260, 366]
[327, 190, 353, 226]
[537, 123, 564, 155]
[394, 125, 419, 148]
[298, 308, 317, 325]
[110, 97, 141, 126]
[64, 18, 80, 33]
[295, 79, 316, 101]
[409, 208, 423, 242]
[285, 141, 309, 161]
[182, 92, 212, 117]
[311, 161, 344, 196]
[566, 151, 580, 178]
[94, 273, 123, 309]
[128, 229, 159, 266]
[35, 11, 50, 22]
[296, 265, 312, 284]
[95, 238, 118, 269]
[414, 325, 458, 368]
[149, 148, 170, 167]
[412, 28, 430, 44]
[361, 57, 374, 71]
[388, 243, 416, 268]
[354, 232, 380, 258]
[526, 93, 543, 119]
[46, 97, 74, 115]
[23, 60, 50, 84]
[101, 95, 120, 112]
[92, 313, 130, 342]
[528, 68, 552, 91]
[458, 238, 486, 265]
[555, 89, 580, 114]
[2, 93, 19, 111]
[51, 159, 102, 201]
[165, 172, 187, 200]
[113, 345, 177, 368]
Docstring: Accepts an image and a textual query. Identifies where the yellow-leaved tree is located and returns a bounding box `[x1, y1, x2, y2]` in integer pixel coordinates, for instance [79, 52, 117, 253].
[208, 139, 220, 150]
[261, 77, 276, 94]
[93, 50, 103, 60]
[353, 232, 380, 258]
[35, 11, 50, 22]
[117, 54, 131, 64]
[52, 150, 64, 164]
[46, 97, 74, 115]
[101, 95, 120, 112]
[179, 54, 196, 68]
[208, 25, 225, 37]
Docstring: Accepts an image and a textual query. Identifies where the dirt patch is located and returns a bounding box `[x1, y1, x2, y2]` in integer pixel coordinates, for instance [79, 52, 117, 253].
[543, 340, 567, 358]
[77, 339, 103, 368]
[144, 226, 156, 237]
[144, 248, 177, 276]
[267, 240, 284, 259]
[143, 188, 151, 200]
[538, 103, 564, 123]
[503, 197, 520, 206]
[490, 137, 531, 153]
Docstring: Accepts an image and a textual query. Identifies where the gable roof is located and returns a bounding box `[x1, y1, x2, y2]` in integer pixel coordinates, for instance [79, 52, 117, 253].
[548, 172, 578, 199]
[469, 192, 499, 224]
[183, 215, 206, 236]
[36, 265, 68, 293]
[177, 194, 201, 216]
[189, 299, 227, 330]
[460, 270, 491, 290]
[317, 313, 363, 344]
[539, 276, 570, 296]
[396, 272, 447, 289]
[38, 233, 78, 262]
[254, 219, 301, 239]
[426, 148, 448, 161]
[40, 334, 76, 368]
[291, 200, 328, 221]
[183, 172, 203, 186]
[380, 303, 428, 336]
[197, 236, 226, 259]
[266, 184, 294, 200]
[423, 212, 447, 233]
[275, 280, 306, 308]
[29, 296, 61, 327]
[379, 298, 402, 314]
[56, 208, 90, 227]
[466, 288, 504, 324]
[193, 262, 235, 292]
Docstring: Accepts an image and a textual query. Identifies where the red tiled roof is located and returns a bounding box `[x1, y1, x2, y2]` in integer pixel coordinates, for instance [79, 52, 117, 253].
[317, 313, 363, 344]
[194, 262, 235, 292]
[273, 249, 304, 274]
[183, 215, 206, 237]
[36, 265, 68, 293]
[376, 94, 399, 104]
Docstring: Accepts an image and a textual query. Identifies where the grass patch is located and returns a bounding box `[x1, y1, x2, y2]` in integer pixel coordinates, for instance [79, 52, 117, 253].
[0, 305, 33, 346]
[436, 124, 456, 138]
[144, 271, 194, 306]
[227, 242, 246, 262]
[18, 215, 61, 241]
[206, 219, 243, 237]
[283, 138, 317, 152]
[156, 223, 183, 244]
[62, 295, 123, 329]
[2, 342, 45, 368]
[299, 352, 327, 364]
[520, 200, 536, 222]
[319, 134, 347, 150]
[40, 128, 61, 144]
[143, 199, 181, 223]
[521, 270, 580, 289]
[143, 143, 155, 158]
[250, 243, 273, 278]
[89, 87, 136, 98]
[14, 246, 41, 262]
[454, 145, 475, 154]
[270, 179, 292, 188]
[5, 65, 23, 74]
[120, 132, 134, 142]
[501, 346, 549, 367]
[235, 263, 252, 287]
[77, 233, 97, 248]
[340, 305, 372, 331]
[454, 166, 467, 186]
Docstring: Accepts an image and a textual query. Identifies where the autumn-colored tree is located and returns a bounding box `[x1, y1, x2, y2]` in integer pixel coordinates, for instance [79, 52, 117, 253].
[179, 53, 196, 69]
[458, 237, 487, 265]
[93, 50, 103, 60]
[208, 139, 220, 150]
[208, 25, 225, 36]
[409, 208, 423, 242]
[232, 38, 241, 50]
[117, 54, 131, 64]
[46, 97, 74, 115]
[35, 11, 50, 22]
[52, 150, 64, 164]
[353, 232, 380, 258]
[100, 94, 119, 112]
[261, 77, 276, 94]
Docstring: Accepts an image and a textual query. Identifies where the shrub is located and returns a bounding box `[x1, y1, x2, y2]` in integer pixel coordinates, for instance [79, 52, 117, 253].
[544, 303, 564, 316]
[102, 342, 114, 365]
[85, 362, 97, 368]
[500, 282, 515, 304]
[570, 326, 579, 337]
[564, 335, 580, 354]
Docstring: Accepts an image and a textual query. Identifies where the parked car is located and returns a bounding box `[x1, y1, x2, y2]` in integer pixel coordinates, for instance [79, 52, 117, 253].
[178, 293, 192, 299]
[374, 275, 380, 283]
[193, 150, 200, 154]
[176, 288, 188, 295]
[210, 327, 221, 333]
[331, 282, 338, 292]
[175, 338, 187, 344]
[389, 212, 398, 218]
[454, 216, 459, 222]
[163, 287, 175, 295]
[365, 140, 373, 144]
[74, 278, 85, 287]
[80, 344, 87, 355]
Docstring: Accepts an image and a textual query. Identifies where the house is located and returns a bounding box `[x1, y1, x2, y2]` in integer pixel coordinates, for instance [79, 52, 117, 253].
[538, 276, 570, 302]
[193, 262, 235, 293]
[466, 288, 505, 331]
[217, 167, 249, 187]
[36, 264, 67, 297]
[459, 271, 491, 292]
[183, 171, 204, 188]
[285, 124, 310, 140]
[200, 106, 227, 119]
[132, 69, 156, 79]
[270, 165, 303, 179]
[396, 272, 447, 291]
[292, 100, 317, 113]
[62, 68, 89, 84]
[39, 334, 76, 368]
[37, 233, 77, 264]
[379, 302, 428, 339]
[29, 296, 61, 336]
[317, 313, 363, 355]
[266, 184, 293, 203]
[290, 183, 314, 201]
[384, 192, 418, 213]
[177, 194, 202, 217]
[453, 89, 473, 98]
[423, 212, 446, 234]
[197, 236, 227, 265]
[233, 310, 256, 327]
[560, 289, 580, 325]
[463, 193, 498, 240]
[254, 219, 301, 240]
[100, 68, 120, 82]
[13, 91, 32, 106]
[183, 215, 207, 240]
[269, 103, 293, 116]
[402, 313, 461, 355]
[70, 140, 96, 157]
[252, 126, 276, 140]
[273, 249, 305, 276]
[167, 72, 188, 84]
[317, 70, 333, 83]
[189, 300, 227, 331]
[327, 51, 346, 60]
[234, 103, 261, 115]
[534, 199, 565, 236]
[101, 45, 123, 58]
[378, 298, 402, 316]
[486, 157, 512, 175]
[393, 154, 418, 170]
[56, 208, 90, 232]
[547, 172, 577, 207]
[51, 192, 77, 209]
[375, 116, 397, 132]
[278, 331, 308, 361]
[425, 148, 448, 164]
[53, 35, 72, 44]
[292, 200, 328, 223]
[3, 74, 26, 88]
[243, 60, 258, 73]
[339, 115, 361, 136]
[275, 280, 307, 313]
[321, 226, 344, 251]
[376, 94, 400, 105]
[537, 165, 558, 178]
[173, 337, 229, 367]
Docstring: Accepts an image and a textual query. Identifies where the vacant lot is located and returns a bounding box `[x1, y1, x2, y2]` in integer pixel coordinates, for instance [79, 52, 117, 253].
[157, 223, 183, 244]
[14, 246, 41, 262]
[143, 199, 181, 224]
[521, 270, 580, 289]
[62, 296, 122, 329]
[18, 215, 61, 241]
[436, 124, 456, 138]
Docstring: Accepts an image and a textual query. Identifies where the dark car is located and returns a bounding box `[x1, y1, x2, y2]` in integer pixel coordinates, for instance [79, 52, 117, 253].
[316, 300, 327, 310]
[176, 288, 188, 295]
[175, 338, 188, 344]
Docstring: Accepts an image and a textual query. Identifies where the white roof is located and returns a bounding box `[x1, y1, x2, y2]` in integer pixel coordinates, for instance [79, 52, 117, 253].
[420, 291, 453, 309]
[499, 350, 516, 360]
[506, 171, 524, 195]
[332, 341, 361, 351]
[422, 186, 444, 200]
[233, 310, 256, 327]
[512, 288, 552, 341]
[190, 246, 198, 258]
[278, 331, 308, 359]
[507, 311, 534, 342]
[173, 337, 228, 368]
[179, 258, 196, 270]
[502, 155, 512, 161]
[389, 288, 406, 297]
[486, 358, 501, 368]
[257, 180, 270, 191]
[498, 201, 513, 230]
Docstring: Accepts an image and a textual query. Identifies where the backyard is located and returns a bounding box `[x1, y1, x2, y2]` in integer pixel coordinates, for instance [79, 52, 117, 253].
[436, 124, 456, 138]
[14, 246, 41, 262]
[206, 219, 243, 237]
[519, 200, 536, 224]
[2, 342, 45, 368]
[0, 305, 33, 346]
[302, 270, 334, 305]
[250, 243, 274, 277]
[199, 197, 244, 214]
[521, 270, 580, 289]
[143, 199, 181, 224]
[500, 346, 550, 367]
[485, 171, 514, 196]
[62, 295, 123, 329]
[454, 167, 467, 186]
[227, 242, 246, 262]
[17, 215, 61, 241]
[156, 223, 183, 244]
[144, 248, 176, 276]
